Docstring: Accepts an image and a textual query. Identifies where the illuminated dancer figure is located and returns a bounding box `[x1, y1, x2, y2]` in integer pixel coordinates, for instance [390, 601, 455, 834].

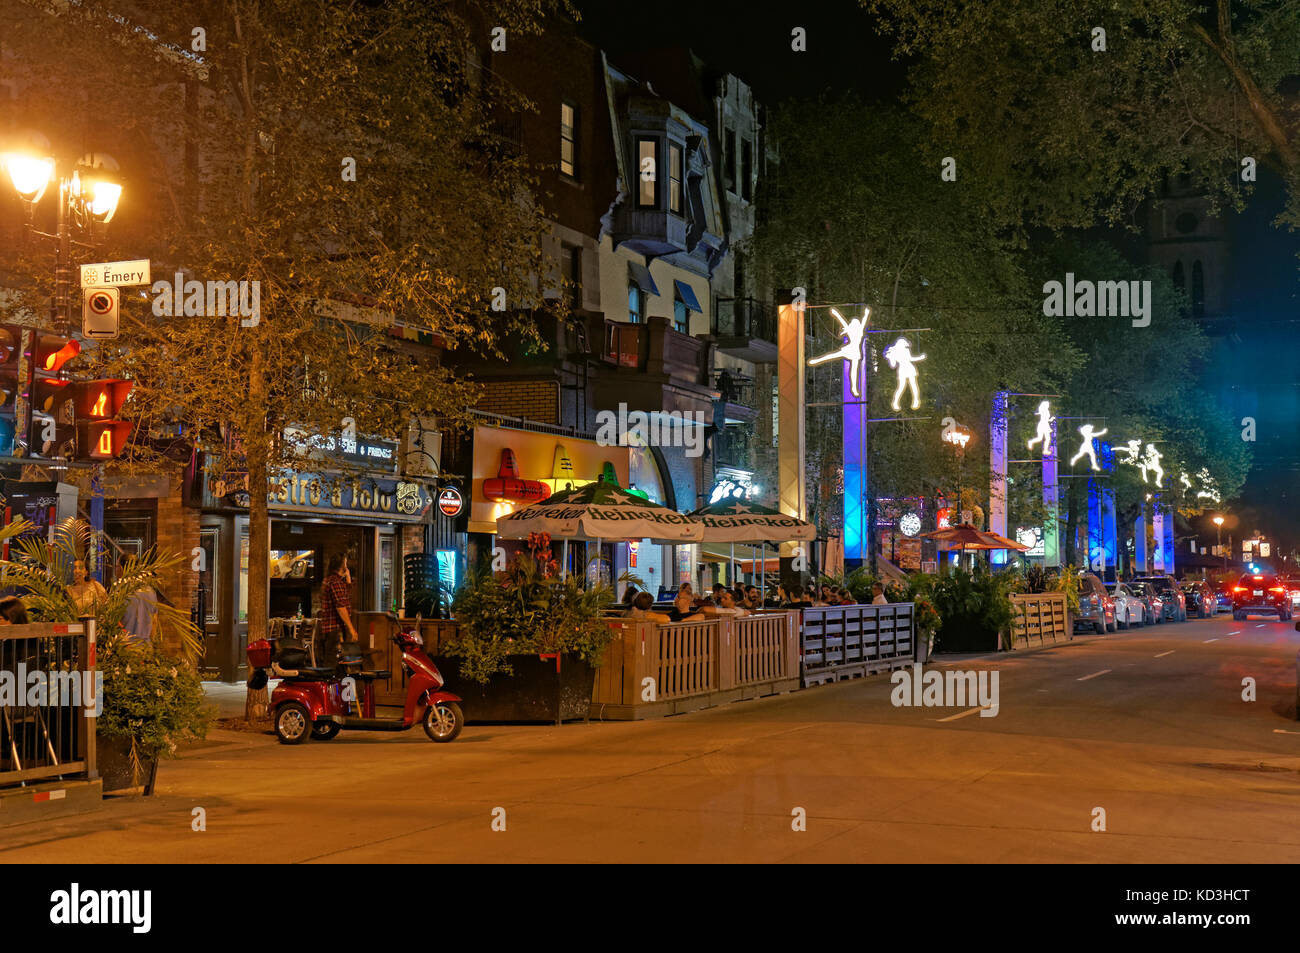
[883, 337, 926, 410]
[1139, 444, 1164, 486]
[1117, 438, 1142, 465]
[1069, 424, 1108, 471]
[808, 307, 870, 397]
[1026, 400, 1054, 454]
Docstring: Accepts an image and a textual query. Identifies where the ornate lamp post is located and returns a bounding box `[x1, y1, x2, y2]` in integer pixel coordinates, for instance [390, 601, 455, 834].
[1212, 515, 1225, 571]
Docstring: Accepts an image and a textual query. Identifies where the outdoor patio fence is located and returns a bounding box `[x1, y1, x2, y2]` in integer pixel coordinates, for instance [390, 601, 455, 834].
[591, 612, 800, 719]
[0, 621, 96, 789]
[799, 603, 916, 687]
[1009, 593, 1069, 646]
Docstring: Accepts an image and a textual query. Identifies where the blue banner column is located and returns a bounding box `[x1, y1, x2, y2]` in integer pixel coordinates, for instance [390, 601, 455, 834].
[1102, 486, 1118, 582]
[1161, 501, 1176, 575]
[843, 340, 866, 566]
[1134, 502, 1149, 574]
[989, 391, 1008, 566]
[1042, 418, 1060, 568]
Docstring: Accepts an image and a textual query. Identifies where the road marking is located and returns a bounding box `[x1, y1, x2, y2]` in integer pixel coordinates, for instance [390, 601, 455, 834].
[1228, 630, 1241, 635]
[1076, 669, 1111, 682]
[935, 705, 993, 722]
[1273, 729, 1300, 736]
[1204, 638, 1219, 643]
[1256, 624, 1267, 628]
[1154, 650, 1175, 658]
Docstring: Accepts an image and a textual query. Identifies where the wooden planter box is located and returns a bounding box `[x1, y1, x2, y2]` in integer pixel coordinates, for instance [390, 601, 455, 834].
[933, 615, 1001, 653]
[432, 654, 596, 723]
[96, 734, 159, 795]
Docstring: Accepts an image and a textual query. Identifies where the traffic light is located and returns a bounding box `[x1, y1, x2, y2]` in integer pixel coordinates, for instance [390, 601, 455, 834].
[28, 333, 81, 459]
[73, 379, 133, 459]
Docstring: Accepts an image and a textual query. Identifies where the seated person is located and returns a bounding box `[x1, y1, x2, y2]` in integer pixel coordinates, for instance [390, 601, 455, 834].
[667, 590, 705, 622]
[624, 591, 672, 623]
[745, 586, 763, 610]
[839, 588, 856, 606]
[782, 585, 805, 609]
[704, 590, 749, 617]
[621, 585, 640, 608]
[0, 597, 28, 625]
[871, 583, 889, 605]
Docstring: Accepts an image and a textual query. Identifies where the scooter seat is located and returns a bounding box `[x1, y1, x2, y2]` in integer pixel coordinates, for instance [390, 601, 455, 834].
[280, 666, 337, 680]
[351, 670, 391, 680]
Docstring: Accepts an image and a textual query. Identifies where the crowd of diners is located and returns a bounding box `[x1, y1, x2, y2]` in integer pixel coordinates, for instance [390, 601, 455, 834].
[617, 580, 890, 624]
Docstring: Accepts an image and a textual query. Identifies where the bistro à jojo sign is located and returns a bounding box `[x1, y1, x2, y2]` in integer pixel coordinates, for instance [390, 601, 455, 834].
[206, 471, 431, 521]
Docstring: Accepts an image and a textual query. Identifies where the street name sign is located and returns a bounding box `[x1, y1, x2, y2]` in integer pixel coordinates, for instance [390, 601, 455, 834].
[80, 259, 151, 288]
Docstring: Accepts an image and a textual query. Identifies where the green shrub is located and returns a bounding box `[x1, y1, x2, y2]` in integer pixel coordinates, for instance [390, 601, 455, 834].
[930, 564, 1017, 652]
[447, 536, 615, 684]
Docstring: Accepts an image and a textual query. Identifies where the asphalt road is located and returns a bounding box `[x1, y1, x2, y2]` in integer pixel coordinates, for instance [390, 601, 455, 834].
[4, 610, 1299, 863]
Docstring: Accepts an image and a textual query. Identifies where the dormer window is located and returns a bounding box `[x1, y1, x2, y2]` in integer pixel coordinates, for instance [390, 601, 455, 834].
[637, 137, 658, 208]
[669, 143, 683, 215]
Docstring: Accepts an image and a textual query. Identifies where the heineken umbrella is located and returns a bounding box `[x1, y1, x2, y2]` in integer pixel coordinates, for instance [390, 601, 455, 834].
[687, 498, 815, 594]
[497, 478, 702, 567]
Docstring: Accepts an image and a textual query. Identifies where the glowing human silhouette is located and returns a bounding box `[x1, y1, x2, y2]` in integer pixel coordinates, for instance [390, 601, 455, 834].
[1139, 444, 1163, 486]
[1026, 400, 1054, 455]
[1117, 439, 1142, 465]
[883, 337, 926, 410]
[807, 307, 870, 397]
[1069, 424, 1108, 471]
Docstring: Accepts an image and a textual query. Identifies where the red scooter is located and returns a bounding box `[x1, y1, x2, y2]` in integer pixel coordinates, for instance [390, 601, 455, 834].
[247, 627, 464, 745]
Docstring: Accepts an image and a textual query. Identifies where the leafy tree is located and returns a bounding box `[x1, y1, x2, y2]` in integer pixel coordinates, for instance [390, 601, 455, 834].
[865, 0, 1300, 234]
[0, 0, 564, 654]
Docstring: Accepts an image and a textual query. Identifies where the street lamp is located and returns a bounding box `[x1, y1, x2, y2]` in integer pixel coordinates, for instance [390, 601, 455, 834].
[1, 132, 124, 332]
[1212, 515, 1225, 572]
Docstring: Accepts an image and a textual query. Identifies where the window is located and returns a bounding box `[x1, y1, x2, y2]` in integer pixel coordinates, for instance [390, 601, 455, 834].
[561, 244, 581, 310]
[1192, 260, 1204, 318]
[673, 292, 688, 334]
[628, 282, 642, 323]
[198, 527, 220, 624]
[724, 126, 736, 191]
[669, 143, 684, 215]
[740, 138, 753, 201]
[637, 137, 658, 208]
[560, 101, 578, 178]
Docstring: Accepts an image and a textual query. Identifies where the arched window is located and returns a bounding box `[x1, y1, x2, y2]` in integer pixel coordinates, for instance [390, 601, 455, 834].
[1191, 260, 1205, 318]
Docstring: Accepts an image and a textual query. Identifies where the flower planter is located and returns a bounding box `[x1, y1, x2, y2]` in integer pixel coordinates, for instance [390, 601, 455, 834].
[432, 653, 595, 723]
[933, 615, 1001, 653]
[96, 734, 160, 795]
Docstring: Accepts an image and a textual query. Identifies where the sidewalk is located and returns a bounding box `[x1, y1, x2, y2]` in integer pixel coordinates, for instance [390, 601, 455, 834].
[202, 681, 251, 719]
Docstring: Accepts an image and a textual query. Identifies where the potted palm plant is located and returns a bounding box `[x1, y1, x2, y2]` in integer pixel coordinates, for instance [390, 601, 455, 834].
[0, 517, 209, 793]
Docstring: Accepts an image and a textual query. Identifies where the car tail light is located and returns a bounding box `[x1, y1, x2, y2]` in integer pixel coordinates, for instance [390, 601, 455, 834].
[1232, 586, 1246, 592]
[1269, 587, 1285, 593]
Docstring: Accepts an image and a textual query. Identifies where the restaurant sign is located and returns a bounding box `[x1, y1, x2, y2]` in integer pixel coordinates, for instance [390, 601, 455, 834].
[206, 471, 430, 522]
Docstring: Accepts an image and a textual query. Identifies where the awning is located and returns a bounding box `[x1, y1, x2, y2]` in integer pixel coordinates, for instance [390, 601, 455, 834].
[628, 261, 659, 297]
[673, 279, 702, 313]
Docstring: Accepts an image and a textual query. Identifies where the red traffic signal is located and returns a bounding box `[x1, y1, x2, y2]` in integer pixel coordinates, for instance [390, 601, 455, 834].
[72, 379, 132, 420]
[76, 421, 132, 460]
[33, 335, 81, 374]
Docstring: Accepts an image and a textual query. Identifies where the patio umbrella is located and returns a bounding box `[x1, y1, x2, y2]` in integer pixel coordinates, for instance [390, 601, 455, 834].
[687, 498, 816, 600]
[920, 522, 1028, 566]
[497, 476, 702, 587]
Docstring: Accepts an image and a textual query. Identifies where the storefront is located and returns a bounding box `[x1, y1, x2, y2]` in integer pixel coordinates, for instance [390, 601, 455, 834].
[191, 461, 432, 682]
[466, 424, 648, 588]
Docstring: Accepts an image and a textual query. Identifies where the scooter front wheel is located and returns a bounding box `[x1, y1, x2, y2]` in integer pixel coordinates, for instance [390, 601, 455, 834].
[275, 703, 312, 745]
[424, 701, 464, 743]
[311, 721, 341, 740]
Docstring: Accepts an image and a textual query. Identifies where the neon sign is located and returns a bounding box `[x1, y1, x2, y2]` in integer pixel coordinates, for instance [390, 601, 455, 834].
[883, 338, 925, 410]
[1069, 424, 1107, 471]
[807, 307, 869, 398]
[1026, 400, 1053, 455]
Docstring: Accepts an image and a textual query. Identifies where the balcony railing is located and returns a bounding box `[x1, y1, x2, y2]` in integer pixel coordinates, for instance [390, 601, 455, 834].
[713, 297, 776, 343]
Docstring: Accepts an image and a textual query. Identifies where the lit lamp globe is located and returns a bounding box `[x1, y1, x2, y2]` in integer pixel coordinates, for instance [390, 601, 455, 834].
[76, 153, 123, 223]
[1212, 516, 1224, 527]
[2, 130, 55, 203]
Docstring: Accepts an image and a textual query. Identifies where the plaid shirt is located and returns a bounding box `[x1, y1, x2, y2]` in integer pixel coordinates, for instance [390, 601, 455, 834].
[319, 572, 352, 635]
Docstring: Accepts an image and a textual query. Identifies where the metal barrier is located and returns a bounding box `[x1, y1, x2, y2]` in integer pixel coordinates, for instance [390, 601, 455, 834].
[800, 603, 916, 687]
[1009, 593, 1068, 646]
[0, 621, 97, 789]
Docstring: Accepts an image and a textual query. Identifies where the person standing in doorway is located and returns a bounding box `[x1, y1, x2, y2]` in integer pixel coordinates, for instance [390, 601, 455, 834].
[319, 552, 359, 667]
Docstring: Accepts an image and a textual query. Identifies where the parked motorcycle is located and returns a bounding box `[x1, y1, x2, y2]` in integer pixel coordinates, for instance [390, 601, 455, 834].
[247, 627, 464, 745]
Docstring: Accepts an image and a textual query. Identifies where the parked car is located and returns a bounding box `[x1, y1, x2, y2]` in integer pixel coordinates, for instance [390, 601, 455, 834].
[1230, 572, 1294, 621]
[1128, 581, 1164, 625]
[1107, 583, 1145, 629]
[1284, 576, 1300, 611]
[1076, 572, 1116, 634]
[1214, 583, 1233, 614]
[1133, 575, 1186, 622]
[1181, 580, 1215, 618]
